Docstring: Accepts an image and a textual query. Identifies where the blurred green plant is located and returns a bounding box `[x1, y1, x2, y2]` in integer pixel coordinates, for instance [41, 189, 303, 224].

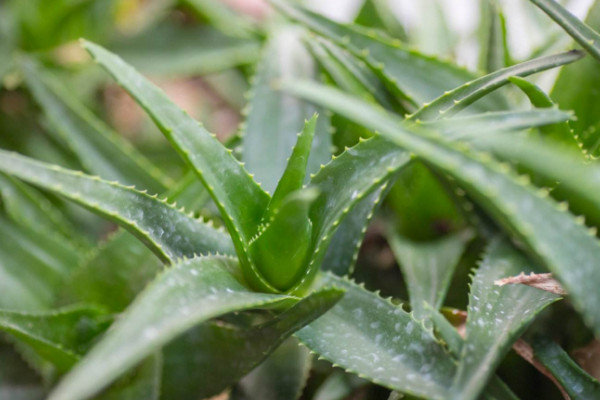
[1, 0, 600, 399]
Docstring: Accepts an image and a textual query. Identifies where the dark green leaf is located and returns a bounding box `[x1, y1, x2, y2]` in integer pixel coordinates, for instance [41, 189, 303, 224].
[0, 150, 234, 263]
[48, 256, 297, 400]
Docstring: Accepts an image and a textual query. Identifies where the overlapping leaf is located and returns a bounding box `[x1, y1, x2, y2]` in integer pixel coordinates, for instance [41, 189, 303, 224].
[48, 256, 298, 400]
[284, 81, 600, 335]
[0, 150, 233, 263]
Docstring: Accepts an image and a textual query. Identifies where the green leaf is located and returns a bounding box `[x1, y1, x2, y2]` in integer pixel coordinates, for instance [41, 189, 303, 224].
[21, 58, 170, 194]
[296, 273, 456, 399]
[48, 256, 297, 400]
[470, 133, 600, 226]
[508, 76, 577, 148]
[409, 50, 584, 121]
[551, 0, 600, 157]
[242, 29, 331, 194]
[0, 306, 109, 374]
[0, 150, 234, 263]
[0, 341, 46, 400]
[478, 0, 510, 72]
[181, 0, 257, 38]
[354, 0, 406, 40]
[267, 115, 318, 217]
[95, 355, 161, 400]
[0, 216, 79, 311]
[421, 109, 573, 140]
[321, 188, 384, 276]
[163, 287, 343, 399]
[528, 0, 600, 61]
[306, 36, 397, 110]
[83, 40, 271, 286]
[450, 238, 560, 400]
[531, 337, 600, 399]
[110, 24, 260, 77]
[250, 188, 319, 292]
[236, 338, 311, 400]
[387, 230, 473, 318]
[283, 81, 600, 335]
[271, 0, 507, 112]
[312, 371, 367, 400]
[302, 137, 410, 292]
[0, 173, 81, 244]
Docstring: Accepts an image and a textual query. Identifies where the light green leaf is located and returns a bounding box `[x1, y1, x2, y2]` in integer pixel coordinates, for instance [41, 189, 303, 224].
[508, 76, 577, 148]
[450, 238, 560, 400]
[267, 115, 318, 217]
[410, 50, 583, 121]
[0, 216, 79, 311]
[470, 133, 600, 226]
[421, 109, 573, 140]
[110, 24, 260, 77]
[478, 0, 510, 72]
[312, 371, 367, 400]
[48, 256, 297, 400]
[163, 288, 343, 399]
[21, 58, 170, 193]
[302, 137, 410, 292]
[83, 40, 271, 286]
[284, 81, 600, 335]
[0, 341, 46, 400]
[551, 0, 600, 157]
[0, 173, 81, 244]
[271, 0, 507, 112]
[236, 338, 311, 400]
[181, 0, 257, 38]
[0, 306, 109, 374]
[387, 230, 473, 318]
[242, 29, 331, 194]
[95, 354, 161, 400]
[0, 150, 234, 263]
[531, 337, 600, 399]
[295, 273, 457, 400]
[528, 0, 600, 61]
[321, 188, 384, 276]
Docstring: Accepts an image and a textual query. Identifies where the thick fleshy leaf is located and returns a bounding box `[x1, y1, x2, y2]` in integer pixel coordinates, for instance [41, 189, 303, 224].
[321, 188, 384, 276]
[267, 115, 318, 217]
[551, 0, 600, 157]
[284, 81, 600, 335]
[421, 109, 573, 140]
[0, 306, 109, 374]
[531, 337, 600, 399]
[387, 230, 473, 318]
[470, 133, 600, 226]
[48, 256, 297, 400]
[306, 36, 397, 110]
[96, 355, 161, 400]
[0, 174, 80, 243]
[236, 338, 311, 400]
[271, 0, 507, 112]
[295, 273, 457, 400]
[242, 29, 330, 194]
[21, 58, 170, 193]
[0, 341, 46, 400]
[450, 239, 560, 400]
[110, 24, 259, 77]
[82, 40, 269, 272]
[508, 76, 577, 148]
[528, 0, 600, 61]
[0, 150, 234, 263]
[0, 216, 79, 311]
[298, 137, 410, 293]
[162, 287, 343, 399]
[181, 0, 257, 38]
[409, 50, 583, 121]
[478, 0, 510, 73]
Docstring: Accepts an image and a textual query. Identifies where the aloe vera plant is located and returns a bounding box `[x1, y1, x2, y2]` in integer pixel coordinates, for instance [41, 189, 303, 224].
[1, 0, 600, 399]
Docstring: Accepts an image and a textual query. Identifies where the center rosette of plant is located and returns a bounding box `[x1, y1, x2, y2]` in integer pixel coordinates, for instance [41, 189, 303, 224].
[241, 116, 322, 295]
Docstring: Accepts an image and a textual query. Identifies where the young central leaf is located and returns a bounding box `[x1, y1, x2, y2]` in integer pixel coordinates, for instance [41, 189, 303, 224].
[248, 116, 319, 292]
[250, 188, 319, 291]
